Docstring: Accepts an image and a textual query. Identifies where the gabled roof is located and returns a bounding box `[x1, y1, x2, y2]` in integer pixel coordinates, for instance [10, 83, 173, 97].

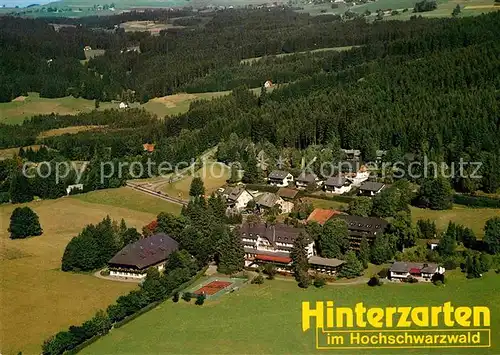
[296, 172, 318, 183]
[390, 261, 439, 274]
[277, 187, 298, 200]
[268, 170, 291, 180]
[143, 143, 155, 152]
[255, 254, 292, 264]
[108, 233, 179, 270]
[308, 255, 345, 268]
[359, 181, 385, 192]
[324, 176, 351, 187]
[221, 186, 249, 201]
[255, 192, 281, 208]
[237, 223, 310, 248]
[306, 208, 341, 225]
[333, 215, 388, 234]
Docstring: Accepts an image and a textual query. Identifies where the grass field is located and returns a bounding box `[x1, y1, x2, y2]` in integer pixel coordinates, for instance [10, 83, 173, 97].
[72, 187, 183, 215]
[410, 205, 500, 238]
[303, 197, 349, 212]
[0, 89, 255, 125]
[37, 125, 107, 138]
[159, 162, 230, 200]
[83, 271, 500, 354]
[119, 21, 184, 35]
[240, 46, 357, 64]
[0, 92, 115, 125]
[0, 187, 183, 354]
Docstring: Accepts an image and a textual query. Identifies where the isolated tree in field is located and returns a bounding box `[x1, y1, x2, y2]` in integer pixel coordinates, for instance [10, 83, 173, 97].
[358, 237, 370, 269]
[189, 177, 205, 197]
[217, 229, 245, 275]
[9, 206, 42, 239]
[484, 217, 500, 254]
[348, 196, 373, 217]
[452, 4, 461, 16]
[338, 251, 363, 279]
[9, 171, 33, 204]
[416, 219, 437, 239]
[291, 232, 310, 281]
[319, 219, 350, 258]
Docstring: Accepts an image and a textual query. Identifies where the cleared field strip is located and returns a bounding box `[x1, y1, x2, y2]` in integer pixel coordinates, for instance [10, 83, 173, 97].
[240, 45, 359, 64]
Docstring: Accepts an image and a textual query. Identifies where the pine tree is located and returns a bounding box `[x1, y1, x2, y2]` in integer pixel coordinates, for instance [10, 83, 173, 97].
[208, 193, 227, 223]
[217, 229, 245, 275]
[9, 170, 33, 204]
[348, 197, 373, 217]
[338, 251, 363, 279]
[438, 229, 457, 257]
[291, 232, 310, 281]
[242, 152, 260, 184]
[358, 237, 370, 269]
[370, 235, 391, 265]
[9, 206, 43, 239]
[228, 163, 240, 183]
[189, 177, 205, 197]
[483, 217, 500, 254]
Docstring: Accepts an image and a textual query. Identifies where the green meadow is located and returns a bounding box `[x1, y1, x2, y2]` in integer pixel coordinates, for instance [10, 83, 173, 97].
[83, 271, 500, 354]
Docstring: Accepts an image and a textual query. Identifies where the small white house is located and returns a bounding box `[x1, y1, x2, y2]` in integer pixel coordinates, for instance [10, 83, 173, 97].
[66, 184, 83, 195]
[268, 170, 294, 187]
[219, 186, 254, 212]
[358, 181, 385, 196]
[324, 176, 352, 194]
[295, 172, 322, 189]
[264, 80, 273, 88]
[389, 262, 445, 282]
[119, 102, 129, 109]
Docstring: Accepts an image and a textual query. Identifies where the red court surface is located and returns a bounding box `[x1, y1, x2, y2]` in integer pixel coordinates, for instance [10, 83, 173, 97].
[193, 280, 233, 295]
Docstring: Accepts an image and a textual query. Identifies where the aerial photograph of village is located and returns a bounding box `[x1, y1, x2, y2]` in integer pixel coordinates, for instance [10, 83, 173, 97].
[0, 0, 499, 353]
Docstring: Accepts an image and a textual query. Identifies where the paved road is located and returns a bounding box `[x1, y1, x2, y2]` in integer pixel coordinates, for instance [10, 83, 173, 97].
[126, 183, 188, 206]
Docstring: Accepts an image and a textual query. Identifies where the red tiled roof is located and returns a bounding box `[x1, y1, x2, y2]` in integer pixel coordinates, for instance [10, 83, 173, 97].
[409, 268, 421, 274]
[255, 254, 292, 264]
[306, 208, 341, 225]
[143, 143, 155, 152]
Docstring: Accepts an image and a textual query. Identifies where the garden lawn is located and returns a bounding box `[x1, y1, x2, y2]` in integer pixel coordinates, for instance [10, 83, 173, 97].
[83, 271, 500, 354]
[410, 205, 500, 238]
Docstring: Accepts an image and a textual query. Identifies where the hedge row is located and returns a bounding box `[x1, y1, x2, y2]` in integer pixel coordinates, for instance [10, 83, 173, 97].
[113, 265, 208, 329]
[42, 264, 206, 355]
[453, 194, 500, 208]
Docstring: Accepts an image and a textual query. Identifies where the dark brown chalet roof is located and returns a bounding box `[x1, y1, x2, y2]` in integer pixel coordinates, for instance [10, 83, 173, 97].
[108, 233, 179, 270]
[277, 187, 298, 200]
[237, 223, 310, 247]
[324, 176, 351, 188]
[296, 172, 318, 183]
[333, 215, 388, 235]
[359, 181, 385, 192]
[268, 170, 291, 180]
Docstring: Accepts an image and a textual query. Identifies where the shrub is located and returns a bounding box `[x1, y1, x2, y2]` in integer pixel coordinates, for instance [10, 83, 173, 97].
[182, 292, 192, 302]
[367, 276, 382, 286]
[433, 280, 443, 286]
[172, 292, 179, 303]
[100, 269, 110, 276]
[195, 294, 206, 305]
[406, 276, 418, 283]
[431, 273, 445, 284]
[263, 264, 277, 280]
[251, 274, 264, 284]
[0, 191, 10, 204]
[377, 268, 389, 278]
[313, 275, 326, 288]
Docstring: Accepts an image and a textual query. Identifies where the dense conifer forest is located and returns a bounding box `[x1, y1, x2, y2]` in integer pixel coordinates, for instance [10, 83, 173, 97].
[0, 9, 499, 200]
